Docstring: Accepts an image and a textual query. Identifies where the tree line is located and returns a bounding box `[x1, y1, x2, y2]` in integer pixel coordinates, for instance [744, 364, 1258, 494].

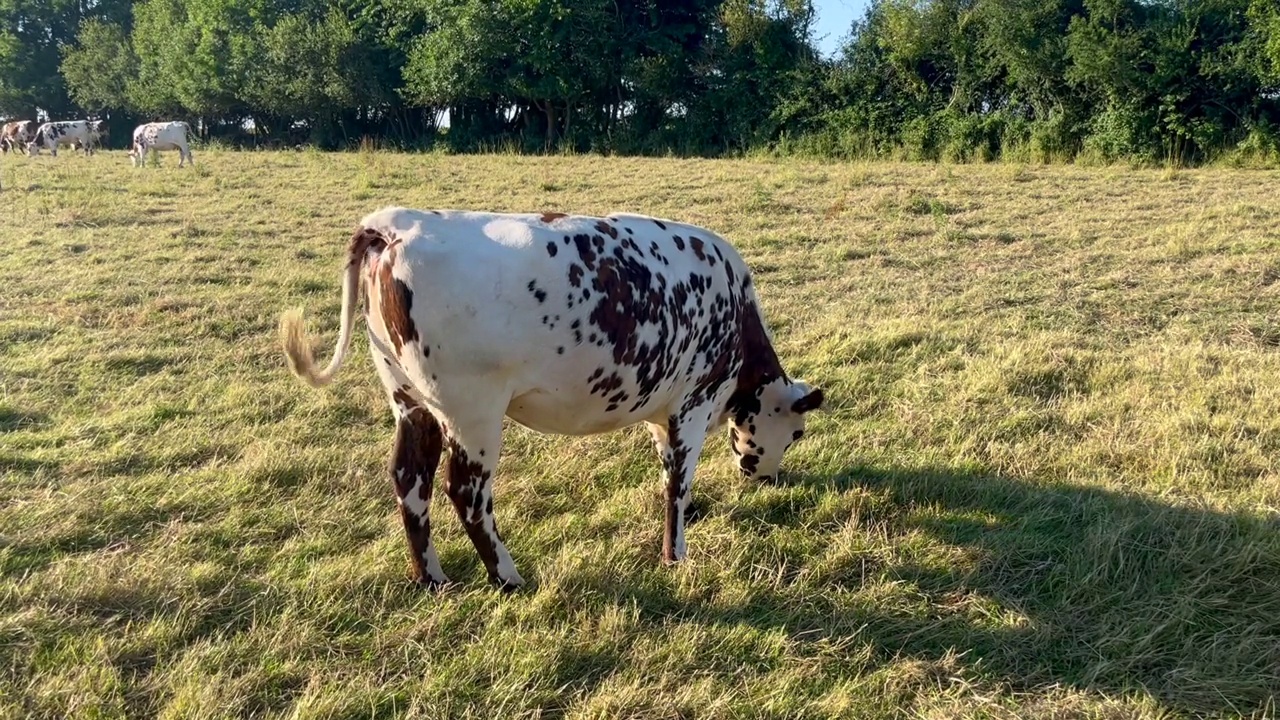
[2, 0, 1280, 163]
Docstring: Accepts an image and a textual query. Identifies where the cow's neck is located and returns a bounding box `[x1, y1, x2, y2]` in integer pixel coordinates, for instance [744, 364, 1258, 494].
[737, 300, 784, 388]
[724, 300, 785, 423]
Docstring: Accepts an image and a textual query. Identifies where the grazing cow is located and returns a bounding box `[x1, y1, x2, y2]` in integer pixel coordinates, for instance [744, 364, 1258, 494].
[27, 120, 105, 156]
[1, 121, 33, 154]
[280, 207, 824, 589]
[129, 121, 193, 167]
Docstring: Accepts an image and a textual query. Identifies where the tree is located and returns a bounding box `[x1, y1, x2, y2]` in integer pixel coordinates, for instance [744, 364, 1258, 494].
[62, 19, 137, 113]
[129, 0, 264, 121]
[0, 0, 132, 118]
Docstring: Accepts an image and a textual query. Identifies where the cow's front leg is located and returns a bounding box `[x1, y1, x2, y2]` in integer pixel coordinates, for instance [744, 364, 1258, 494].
[443, 419, 524, 590]
[390, 404, 449, 588]
[648, 409, 711, 564]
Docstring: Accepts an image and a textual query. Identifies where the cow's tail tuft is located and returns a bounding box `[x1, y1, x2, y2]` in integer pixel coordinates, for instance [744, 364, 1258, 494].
[279, 240, 364, 388]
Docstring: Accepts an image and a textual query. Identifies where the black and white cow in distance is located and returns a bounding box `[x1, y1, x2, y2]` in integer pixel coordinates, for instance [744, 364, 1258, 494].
[280, 207, 825, 590]
[27, 120, 105, 156]
[130, 121, 193, 167]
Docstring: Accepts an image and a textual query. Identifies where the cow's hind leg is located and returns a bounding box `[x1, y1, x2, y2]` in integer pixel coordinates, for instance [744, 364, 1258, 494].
[441, 408, 523, 590]
[375, 357, 449, 588]
[390, 402, 448, 588]
[648, 406, 713, 564]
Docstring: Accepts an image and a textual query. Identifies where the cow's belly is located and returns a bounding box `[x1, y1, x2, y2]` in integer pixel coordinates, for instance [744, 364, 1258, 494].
[504, 386, 664, 436]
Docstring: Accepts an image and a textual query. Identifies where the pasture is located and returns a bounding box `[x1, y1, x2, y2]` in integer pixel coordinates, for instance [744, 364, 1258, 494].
[1, 151, 1278, 719]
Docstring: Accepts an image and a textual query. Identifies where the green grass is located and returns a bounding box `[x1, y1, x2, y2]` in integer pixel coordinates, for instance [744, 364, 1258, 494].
[2, 150, 1279, 719]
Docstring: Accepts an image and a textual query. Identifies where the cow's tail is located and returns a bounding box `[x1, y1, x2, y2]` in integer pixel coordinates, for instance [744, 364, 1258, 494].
[279, 236, 369, 388]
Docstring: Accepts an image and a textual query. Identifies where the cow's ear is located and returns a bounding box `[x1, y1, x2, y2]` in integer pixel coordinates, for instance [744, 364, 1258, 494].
[790, 382, 824, 414]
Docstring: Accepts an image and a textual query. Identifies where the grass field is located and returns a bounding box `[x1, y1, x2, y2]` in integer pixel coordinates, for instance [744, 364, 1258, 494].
[1, 150, 1279, 719]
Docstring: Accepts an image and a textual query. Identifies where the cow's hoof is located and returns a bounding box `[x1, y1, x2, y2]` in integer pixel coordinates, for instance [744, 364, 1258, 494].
[490, 574, 526, 593]
[413, 575, 452, 592]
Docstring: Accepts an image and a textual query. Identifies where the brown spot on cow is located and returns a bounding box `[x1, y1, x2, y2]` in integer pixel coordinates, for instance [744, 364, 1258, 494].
[348, 226, 387, 268]
[690, 236, 707, 261]
[378, 251, 420, 355]
[540, 212, 568, 223]
[594, 220, 619, 240]
[527, 279, 548, 303]
[572, 234, 598, 270]
[392, 386, 416, 410]
[686, 331, 735, 411]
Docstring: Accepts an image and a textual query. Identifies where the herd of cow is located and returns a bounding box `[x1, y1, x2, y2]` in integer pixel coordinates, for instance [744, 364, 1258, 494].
[0, 119, 195, 166]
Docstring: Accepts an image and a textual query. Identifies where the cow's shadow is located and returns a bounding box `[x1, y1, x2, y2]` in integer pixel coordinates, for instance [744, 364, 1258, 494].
[569, 463, 1280, 717]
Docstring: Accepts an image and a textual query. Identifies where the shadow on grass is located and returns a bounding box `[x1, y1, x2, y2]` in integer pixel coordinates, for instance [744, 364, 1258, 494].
[4, 524, 308, 715]
[586, 464, 1280, 717]
[0, 407, 48, 433]
[8, 460, 1276, 717]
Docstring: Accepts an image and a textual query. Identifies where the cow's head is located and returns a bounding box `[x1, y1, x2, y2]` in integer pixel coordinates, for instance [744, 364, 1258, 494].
[26, 129, 43, 155]
[89, 120, 106, 139]
[727, 377, 824, 483]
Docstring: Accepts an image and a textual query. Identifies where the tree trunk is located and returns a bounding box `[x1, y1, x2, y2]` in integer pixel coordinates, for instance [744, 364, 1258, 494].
[545, 102, 556, 150]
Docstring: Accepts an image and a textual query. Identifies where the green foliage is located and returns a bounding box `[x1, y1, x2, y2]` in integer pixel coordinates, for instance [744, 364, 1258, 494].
[62, 20, 137, 113]
[244, 9, 365, 126]
[11, 0, 1280, 160]
[0, 0, 132, 118]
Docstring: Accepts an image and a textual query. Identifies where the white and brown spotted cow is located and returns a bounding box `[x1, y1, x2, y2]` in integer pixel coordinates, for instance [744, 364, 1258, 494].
[280, 207, 824, 590]
[27, 120, 105, 156]
[1, 121, 33, 154]
[129, 121, 193, 167]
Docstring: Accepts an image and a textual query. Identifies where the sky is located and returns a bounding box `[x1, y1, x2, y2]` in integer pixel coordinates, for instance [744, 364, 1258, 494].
[810, 0, 872, 58]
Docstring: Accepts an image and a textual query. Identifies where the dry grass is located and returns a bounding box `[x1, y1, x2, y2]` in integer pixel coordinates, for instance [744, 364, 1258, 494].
[1, 150, 1278, 719]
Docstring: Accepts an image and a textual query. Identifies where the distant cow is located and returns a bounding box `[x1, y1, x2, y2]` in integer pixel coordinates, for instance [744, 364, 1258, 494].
[130, 121, 193, 167]
[27, 120, 105, 156]
[1, 121, 33, 154]
[280, 207, 824, 589]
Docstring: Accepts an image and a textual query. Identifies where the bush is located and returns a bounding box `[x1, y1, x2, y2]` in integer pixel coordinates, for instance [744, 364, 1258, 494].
[1218, 121, 1280, 167]
[1081, 104, 1159, 162]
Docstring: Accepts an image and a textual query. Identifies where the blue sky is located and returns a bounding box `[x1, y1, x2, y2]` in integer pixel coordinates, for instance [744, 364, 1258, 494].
[811, 0, 872, 58]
